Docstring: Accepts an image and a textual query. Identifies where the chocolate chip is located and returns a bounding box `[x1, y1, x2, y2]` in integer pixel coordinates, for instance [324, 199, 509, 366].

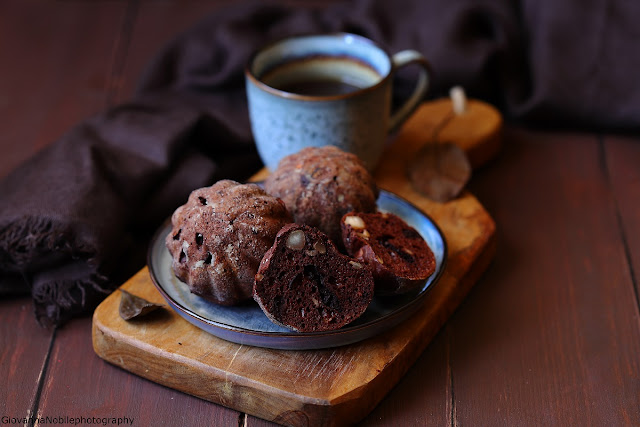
[378, 235, 415, 263]
[402, 228, 421, 239]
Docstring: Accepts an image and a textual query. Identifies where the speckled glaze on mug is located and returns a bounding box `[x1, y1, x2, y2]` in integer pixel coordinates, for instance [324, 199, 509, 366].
[245, 33, 431, 171]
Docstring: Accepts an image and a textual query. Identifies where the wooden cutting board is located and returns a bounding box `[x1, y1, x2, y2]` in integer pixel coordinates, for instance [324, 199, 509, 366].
[92, 101, 499, 427]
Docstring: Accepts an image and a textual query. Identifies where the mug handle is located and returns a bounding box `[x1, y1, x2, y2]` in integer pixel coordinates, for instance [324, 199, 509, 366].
[388, 50, 431, 133]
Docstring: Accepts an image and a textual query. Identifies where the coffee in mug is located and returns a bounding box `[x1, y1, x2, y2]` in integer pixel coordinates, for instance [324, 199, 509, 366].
[245, 33, 431, 170]
[261, 56, 380, 96]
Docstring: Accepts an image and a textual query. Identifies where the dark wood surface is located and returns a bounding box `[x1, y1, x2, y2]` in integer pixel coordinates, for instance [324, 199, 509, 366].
[2, 1, 639, 426]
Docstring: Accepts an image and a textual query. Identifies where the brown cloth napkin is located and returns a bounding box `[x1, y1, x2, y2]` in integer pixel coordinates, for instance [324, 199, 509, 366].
[2, 0, 639, 327]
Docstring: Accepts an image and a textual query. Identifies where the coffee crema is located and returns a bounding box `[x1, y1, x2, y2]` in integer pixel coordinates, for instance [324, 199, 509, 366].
[260, 56, 381, 97]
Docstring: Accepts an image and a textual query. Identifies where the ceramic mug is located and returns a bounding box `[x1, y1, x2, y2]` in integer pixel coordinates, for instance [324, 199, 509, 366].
[245, 33, 431, 170]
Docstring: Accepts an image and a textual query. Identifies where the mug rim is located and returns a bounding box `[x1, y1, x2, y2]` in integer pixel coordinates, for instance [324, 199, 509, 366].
[245, 32, 394, 102]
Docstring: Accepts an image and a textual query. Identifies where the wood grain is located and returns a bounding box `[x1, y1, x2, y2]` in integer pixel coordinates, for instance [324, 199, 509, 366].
[9, 3, 249, 425]
[35, 314, 242, 426]
[462, 128, 640, 425]
[359, 324, 453, 426]
[397, 97, 503, 169]
[0, 0, 129, 180]
[91, 102, 497, 426]
[8, 2, 638, 426]
[0, 298, 53, 421]
[603, 135, 640, 300]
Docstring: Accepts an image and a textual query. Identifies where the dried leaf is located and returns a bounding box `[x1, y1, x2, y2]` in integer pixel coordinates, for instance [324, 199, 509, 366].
[119, 289, 163, 320]
[408, 142, 472, 202]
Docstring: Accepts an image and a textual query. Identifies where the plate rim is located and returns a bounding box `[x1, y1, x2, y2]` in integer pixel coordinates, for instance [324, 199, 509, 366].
[147, 189, 448, 346]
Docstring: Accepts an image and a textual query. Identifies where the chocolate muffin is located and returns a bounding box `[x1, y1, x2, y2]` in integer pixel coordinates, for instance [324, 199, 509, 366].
[341, 211, 436, 294]
[264, 146, 378, 244]
[165, 180, 292, 306]
[254, 224, 375, 332]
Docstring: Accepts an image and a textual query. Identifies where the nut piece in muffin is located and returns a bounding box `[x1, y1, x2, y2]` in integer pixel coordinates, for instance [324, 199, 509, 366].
[165, 180, 292, 306]
[264, 146, 378, 244]
[254, 224, 375, 332]
[341, 211, 436, 294]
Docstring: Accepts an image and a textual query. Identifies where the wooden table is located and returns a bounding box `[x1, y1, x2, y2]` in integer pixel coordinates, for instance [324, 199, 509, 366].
[2, 1, 639, 426]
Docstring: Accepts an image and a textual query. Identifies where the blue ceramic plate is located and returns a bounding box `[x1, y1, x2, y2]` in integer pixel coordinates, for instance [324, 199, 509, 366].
[148, 190, 447, 350]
